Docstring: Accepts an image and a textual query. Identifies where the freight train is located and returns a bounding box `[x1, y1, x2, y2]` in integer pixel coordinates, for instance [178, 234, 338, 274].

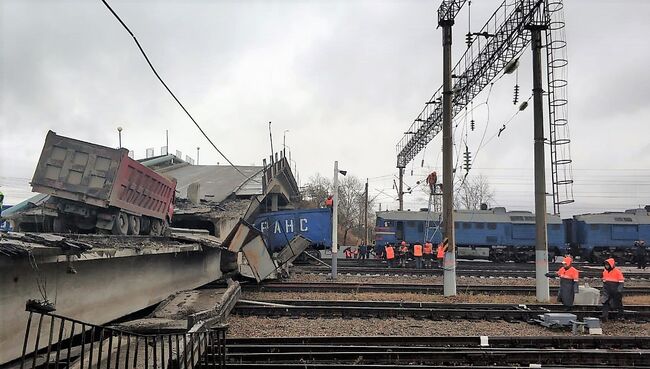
[566, 208, 650, 263]
[376, 206, 650, 264]
[254, 207, 332, 252]
[28, 131, 177, 235]
[376, 208, 565, 263]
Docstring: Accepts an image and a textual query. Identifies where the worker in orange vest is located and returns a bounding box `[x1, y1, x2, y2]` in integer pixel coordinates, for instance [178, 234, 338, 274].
[413, 242, 423, 269]
[385, 243, 395, 268]
[436, 238, 449, 268]
[324, 196, 333, 208]
[423, 241, 434, 268]
[601, 257, 625, 321]
[399, 241, 409, 268]
[546, 256, 579, 310]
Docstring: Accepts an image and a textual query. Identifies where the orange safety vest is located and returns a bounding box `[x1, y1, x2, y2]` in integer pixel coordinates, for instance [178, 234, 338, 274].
[603, 268, 624, 283]
[423, 242, 433, 254]
[413, 244, 423, 257]
[400, 245, 408, 254]
[385, 246, 395, 260]
[436, 244, 445, 259]
[557, 266, 579, 281]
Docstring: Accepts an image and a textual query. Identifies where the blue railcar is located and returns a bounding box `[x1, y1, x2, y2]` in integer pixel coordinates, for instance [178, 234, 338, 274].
[375, 207, 566, 262]
[254, 208, 332, 252]
[566, 208, 650, 263]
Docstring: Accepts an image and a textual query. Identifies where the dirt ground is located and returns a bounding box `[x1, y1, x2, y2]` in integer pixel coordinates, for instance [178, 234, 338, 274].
[228, 316, 650, 338]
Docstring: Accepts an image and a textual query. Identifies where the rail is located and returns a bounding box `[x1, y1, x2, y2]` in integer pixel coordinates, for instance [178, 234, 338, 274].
[19, 304, 227, 369]
[241, 281, 650, 295]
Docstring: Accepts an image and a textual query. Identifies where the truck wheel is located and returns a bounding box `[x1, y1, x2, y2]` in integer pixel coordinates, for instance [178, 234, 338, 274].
[140, 217, 151, 234]
[112, 212, 129, 235]
[150, 219, 162, 236]
[128, 215, 141, 235]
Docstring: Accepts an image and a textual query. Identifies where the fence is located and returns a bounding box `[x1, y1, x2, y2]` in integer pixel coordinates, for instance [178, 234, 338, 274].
[19, 305, 227, 369]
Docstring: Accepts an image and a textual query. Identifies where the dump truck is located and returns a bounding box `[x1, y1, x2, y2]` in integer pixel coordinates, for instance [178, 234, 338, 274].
[30, 131, 176, 235]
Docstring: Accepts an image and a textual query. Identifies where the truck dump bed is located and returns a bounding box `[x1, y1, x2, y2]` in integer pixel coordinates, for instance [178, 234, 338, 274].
[31, 131, 176, 220]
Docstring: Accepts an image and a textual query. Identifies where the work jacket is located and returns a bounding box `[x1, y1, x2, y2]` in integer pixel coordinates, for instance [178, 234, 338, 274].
[436, 244, 445, 259]
[385, 246, 395, 260]
[424, 242, 433, 254]
[400, 246, 408, 255]
[558, 266, 579, 281]
[413, 244, 423, 257]
[601, 258, 624, 308]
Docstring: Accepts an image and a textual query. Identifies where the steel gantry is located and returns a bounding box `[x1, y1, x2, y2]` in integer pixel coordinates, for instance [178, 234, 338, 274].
[397, 0, 566, 300]
[396, 0, 547, 169]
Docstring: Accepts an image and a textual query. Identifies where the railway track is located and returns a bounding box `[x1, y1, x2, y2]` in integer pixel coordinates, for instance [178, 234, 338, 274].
[221, 336, 650, 368]
[294, 264, 650, 279]
[240, 281, 650, 295]
[233, 299, 650, 321]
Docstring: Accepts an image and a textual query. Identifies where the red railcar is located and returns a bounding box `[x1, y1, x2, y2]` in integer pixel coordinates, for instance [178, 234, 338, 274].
[31, 131, 176, 235]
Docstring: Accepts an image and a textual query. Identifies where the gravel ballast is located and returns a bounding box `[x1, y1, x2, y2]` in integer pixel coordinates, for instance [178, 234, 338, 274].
[228, 316, 650, 338]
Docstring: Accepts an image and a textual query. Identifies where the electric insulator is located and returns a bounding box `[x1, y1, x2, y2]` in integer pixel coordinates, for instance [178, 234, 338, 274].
[504, 58, 520, 74]
[463, 147, 472, 173]
[465, 33, 473, 48]
[470, 119, 475, 131]
[513, 84, 520, 105]
[519, 101, 529, 111]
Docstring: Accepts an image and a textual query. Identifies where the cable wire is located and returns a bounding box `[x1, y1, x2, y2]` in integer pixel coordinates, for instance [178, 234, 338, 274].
[99, 0, 250, 179]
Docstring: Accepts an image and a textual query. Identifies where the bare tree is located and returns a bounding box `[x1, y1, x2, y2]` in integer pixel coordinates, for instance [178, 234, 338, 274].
[455, 174, 494, 210]
[338, 176, 365, 245]
[302, 173, 331, 208]
[302, 173, 376, 245]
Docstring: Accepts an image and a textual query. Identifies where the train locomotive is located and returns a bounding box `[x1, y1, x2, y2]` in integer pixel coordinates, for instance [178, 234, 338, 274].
[376, 206, 650, 263]
[375, 207, 566, 263]
[565, 207, 650, 263]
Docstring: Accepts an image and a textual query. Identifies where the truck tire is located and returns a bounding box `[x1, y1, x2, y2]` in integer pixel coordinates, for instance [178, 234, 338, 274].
[128, 215, 141, 235]
[113, 212, 129, 235]
[150, 219, 162, 236]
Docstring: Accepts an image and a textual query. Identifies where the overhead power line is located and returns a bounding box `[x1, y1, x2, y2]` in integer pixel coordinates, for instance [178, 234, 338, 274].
[99, 0, 250, 179]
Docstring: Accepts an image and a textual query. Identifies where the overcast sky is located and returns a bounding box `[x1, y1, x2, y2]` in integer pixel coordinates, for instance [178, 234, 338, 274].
[1, 0, 649, 216]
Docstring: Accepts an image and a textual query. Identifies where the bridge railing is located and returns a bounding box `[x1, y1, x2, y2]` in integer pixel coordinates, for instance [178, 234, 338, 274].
[19, 304, 227, 369]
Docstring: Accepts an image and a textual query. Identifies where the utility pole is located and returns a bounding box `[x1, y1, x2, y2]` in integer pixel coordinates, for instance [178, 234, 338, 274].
[398, 168, 404, 210]
[268, 121, 274, 162]
[331, 161, 340, 280]
[441, 17, 457, 296]
[283, 130, 289, 156]
[364, 179, 369, 246]
[117, 127, 123, 149]
[530, 25, 550, 302]
[166, 129, 169, 154]
[196, 147, 200, 165]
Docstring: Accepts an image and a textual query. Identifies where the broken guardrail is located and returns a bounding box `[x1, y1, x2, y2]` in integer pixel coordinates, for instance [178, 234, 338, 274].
[19, 302, 227, 369]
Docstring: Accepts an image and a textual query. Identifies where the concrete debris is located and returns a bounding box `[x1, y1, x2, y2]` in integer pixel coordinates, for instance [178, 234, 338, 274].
[0, 232, 92, 256]
[0, 231, 225, 259]
[113, 280, 241, 333]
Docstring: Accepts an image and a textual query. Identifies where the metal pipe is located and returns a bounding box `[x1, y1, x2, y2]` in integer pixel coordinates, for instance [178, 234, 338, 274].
[398, 168, 404, 211]
[331, 161, 339, 280]
[441, 19, 457, 296]
[530, 26, 550, 302]
[364, 179, 369, 246]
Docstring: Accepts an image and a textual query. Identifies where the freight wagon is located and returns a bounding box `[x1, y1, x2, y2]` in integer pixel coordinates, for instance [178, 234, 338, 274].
[30, 131, 176, 235]
[565, 207, 650, 263]
[254, 208, 332, 252]
[375, 208, 567, 263]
